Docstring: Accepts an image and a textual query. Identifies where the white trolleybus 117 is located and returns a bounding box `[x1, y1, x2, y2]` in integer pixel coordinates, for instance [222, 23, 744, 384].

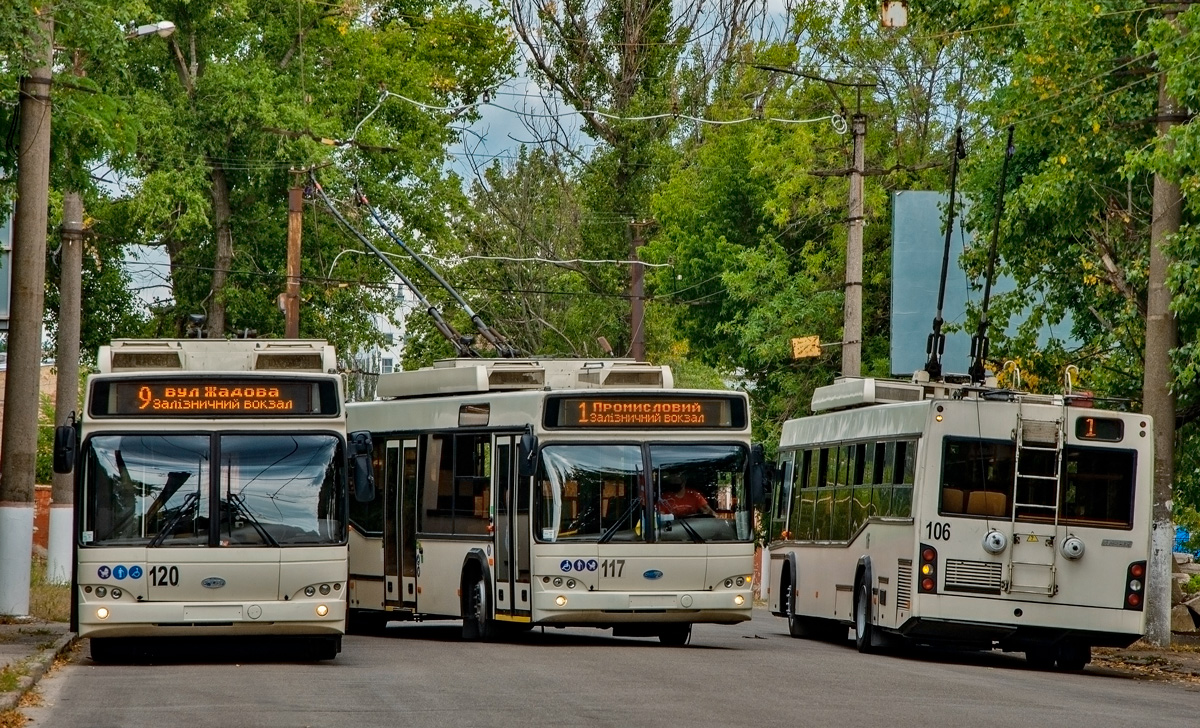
[53, 339, 374, 662]
[346, 357, 765, 644]
[766, 375, 1152, 670]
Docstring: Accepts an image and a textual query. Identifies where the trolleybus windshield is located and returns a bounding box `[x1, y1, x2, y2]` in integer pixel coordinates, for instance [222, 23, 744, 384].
[535, 443, 751, 543]
[81, 433, 347, 547]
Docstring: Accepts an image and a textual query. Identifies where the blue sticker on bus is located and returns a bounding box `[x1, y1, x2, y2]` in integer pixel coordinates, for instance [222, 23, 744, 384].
[586, 559, 598, 572]
[97, 566, 111, 579]
[113, 565, 128, 580]
[643, 570, 663, 580]
[129, 566, 143, 579]
[573, 559, 586, 572]
[560, 559, 573, 572]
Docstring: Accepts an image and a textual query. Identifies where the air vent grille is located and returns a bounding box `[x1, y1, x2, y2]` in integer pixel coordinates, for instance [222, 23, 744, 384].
[110, 352, 181, 370]
[254, 353, 325, 371]
[896, 559, 912, 610]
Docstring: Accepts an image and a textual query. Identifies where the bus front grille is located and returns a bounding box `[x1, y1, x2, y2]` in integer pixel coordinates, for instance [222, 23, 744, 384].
[944, 559, 1003, 594]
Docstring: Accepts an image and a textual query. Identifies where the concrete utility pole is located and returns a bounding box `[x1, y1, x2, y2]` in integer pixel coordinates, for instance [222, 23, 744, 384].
[1143, 6, 1183, 648]
[47, 192, 83, 585]
[0, 11, 53, 616]
[843, 112, 866, 378]
[285, 173, 303, 338]
[628, 220, 652, 361]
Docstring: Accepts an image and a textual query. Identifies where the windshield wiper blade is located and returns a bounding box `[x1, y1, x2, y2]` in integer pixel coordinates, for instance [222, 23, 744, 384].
[225, 493, 278, 546]
[599, 497, 641, 544]
[149, 492, 200, 547]
[671, 516, 705, 543]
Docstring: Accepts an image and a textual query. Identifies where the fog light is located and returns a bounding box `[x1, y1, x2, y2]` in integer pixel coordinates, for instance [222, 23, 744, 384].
[319, 583, 331, 595]
[555, 595, 567, 607]
[305, 586, 316, 597]
[96, 607, 110, 620]
[316, 604, 329, 617]
[110, 588, 123, 599]
[734, 595, 745, 606]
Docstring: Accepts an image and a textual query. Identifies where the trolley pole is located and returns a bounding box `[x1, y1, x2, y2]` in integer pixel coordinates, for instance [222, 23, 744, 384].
[1143, 5, 1183, 648]
[47, 191, 84, 584]
[629, 220, 652, 362]
[843, 112, 866, 378]
[0, 10, 54, 616]
[285, 172, 303, 339]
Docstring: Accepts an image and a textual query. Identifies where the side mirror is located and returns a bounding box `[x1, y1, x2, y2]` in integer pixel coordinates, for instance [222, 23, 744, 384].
[749, 443, 767, 505]
[349, 430, 375, 503]
[518, 431, 538, 478]
[53, 425, 77, 474]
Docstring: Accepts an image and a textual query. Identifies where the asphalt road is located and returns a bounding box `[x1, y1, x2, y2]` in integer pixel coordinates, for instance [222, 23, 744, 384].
[22, 609, 1199, 728]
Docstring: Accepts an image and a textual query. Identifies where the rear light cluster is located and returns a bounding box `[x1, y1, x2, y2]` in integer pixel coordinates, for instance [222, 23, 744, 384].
[1124, 561, 1146, 611]
[918, 544, 938, 594]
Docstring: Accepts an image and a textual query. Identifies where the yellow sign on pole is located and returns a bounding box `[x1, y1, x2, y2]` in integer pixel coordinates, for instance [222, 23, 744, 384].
[791, 336, 821, 359]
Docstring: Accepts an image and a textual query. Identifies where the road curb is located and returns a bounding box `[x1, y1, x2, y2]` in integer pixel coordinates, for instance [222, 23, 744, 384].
[0, 632, 76, 713]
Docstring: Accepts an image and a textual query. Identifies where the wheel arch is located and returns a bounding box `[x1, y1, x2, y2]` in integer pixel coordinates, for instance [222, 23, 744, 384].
[854, 555, 874, 614]
[775, 552, 800, 617]
[460, 548, 494, 617]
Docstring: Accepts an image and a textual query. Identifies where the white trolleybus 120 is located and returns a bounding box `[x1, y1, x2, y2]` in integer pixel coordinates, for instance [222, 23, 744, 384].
[346, 357, 765, 644]
[53, 339, 374, 662]
[766, 374, 1153, 670]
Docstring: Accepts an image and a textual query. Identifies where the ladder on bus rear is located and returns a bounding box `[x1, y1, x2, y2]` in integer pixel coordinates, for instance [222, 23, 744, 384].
[1006, 403, 1065, 596]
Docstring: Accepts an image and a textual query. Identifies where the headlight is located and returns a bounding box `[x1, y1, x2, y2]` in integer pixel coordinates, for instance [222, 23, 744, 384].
[555, 595, 567, 607]
[319, 583, 331, 595]
[304, 586, 316, 597]
[96, 607, 110, 620]
[734, 595, 745, 606]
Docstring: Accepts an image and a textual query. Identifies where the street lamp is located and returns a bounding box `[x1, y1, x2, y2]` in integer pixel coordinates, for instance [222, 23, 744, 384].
[127, 20, 176, 40]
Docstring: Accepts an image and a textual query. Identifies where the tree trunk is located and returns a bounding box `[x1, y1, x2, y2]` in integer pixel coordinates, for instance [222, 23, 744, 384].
[208, 162, 234, 337]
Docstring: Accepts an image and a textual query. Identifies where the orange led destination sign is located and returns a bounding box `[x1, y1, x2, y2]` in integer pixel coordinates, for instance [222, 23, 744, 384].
[549, 396, 740, 428]
[90, 378, 337, 417]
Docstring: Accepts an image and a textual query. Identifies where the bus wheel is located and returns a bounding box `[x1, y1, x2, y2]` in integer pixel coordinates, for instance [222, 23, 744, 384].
[854, 582, 875, 653]
[1025, 645, 1056, 670]
[784, 576, 809, 638]
[462, 574, 494, 641]
[658, 623, 692, 646]
[89, 637, 130, 664]
[310, 635, 341, 661]
[1056, 643, 1091, 671]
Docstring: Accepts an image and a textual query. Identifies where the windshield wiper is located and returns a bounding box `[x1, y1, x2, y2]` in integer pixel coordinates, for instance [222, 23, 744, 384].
[148, 492, 200, 546]
[224, 493, 278, 546]
[671, 516, 705, 543]
[599, 497, 641, 544]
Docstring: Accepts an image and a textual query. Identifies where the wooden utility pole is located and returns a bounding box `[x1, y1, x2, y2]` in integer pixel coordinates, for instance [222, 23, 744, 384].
[843, 112, 866, 377]
[628, 220, 652, 361]
[285, 172, 303, 338]
[1143, 6, 1183, 648]
[48, 192, 84, 584]
[0, 10, 53, 616]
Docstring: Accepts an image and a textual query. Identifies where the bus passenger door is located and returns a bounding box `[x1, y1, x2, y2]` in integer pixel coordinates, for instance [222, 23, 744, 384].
[383, 441, 401, 605]
[399, 438, 419, 608]
[493, 434, 532, 622]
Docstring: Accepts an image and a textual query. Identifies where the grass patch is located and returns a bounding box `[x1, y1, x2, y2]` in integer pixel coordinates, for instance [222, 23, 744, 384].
[27, 558, 69, 623]
[0, 664, 22, 693]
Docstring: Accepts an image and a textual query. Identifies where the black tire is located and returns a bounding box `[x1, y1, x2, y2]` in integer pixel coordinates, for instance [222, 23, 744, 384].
[462, 573, 494, 641]
[1056, 643, 1091, 671]
[783, 574, 809, 638]
[89, 637, 130, 664]
[1025, 644, 1057, 670]
[309, 635, 341, 661]
[658, 623, 692, 646]
[854, 581, 875, 653]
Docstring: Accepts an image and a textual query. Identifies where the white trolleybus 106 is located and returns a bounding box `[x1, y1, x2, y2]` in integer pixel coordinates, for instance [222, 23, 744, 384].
[346, 357, 766, 644]
[53, 339, 375, 662]
[766, 375, 1153, 670]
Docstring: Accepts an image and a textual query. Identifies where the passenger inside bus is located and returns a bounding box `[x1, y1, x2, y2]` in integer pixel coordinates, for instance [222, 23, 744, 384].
[657, 473, 715, 518]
